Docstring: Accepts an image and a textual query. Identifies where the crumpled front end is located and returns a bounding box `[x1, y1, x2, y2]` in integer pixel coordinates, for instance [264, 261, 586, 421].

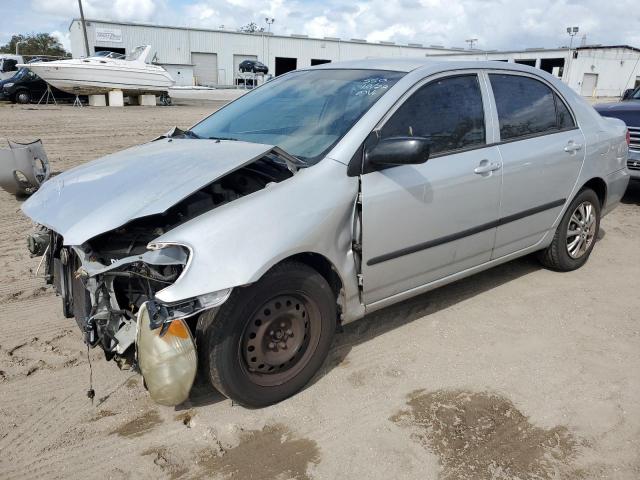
[23, 145, 296, 405]
[28, 225, 228, 405]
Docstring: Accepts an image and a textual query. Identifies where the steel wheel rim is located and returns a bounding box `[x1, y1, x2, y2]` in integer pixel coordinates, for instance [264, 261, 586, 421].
[239, 293, 321, 387]
[566, 201, 596, 259]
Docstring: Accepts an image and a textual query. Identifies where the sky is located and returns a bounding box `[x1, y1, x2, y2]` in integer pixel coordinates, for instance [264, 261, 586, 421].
[1, 0, 639, 54]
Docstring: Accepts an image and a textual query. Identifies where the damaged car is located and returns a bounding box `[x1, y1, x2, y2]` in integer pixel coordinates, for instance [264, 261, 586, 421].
[23, 60, 630, 407]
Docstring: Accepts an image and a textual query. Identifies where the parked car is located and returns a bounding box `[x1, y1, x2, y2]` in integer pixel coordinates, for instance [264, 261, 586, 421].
[1, 67, 79, 104]
[239, 59, 268, 74]
[23, 60, 629, 407]
[594, 86, 640, 180]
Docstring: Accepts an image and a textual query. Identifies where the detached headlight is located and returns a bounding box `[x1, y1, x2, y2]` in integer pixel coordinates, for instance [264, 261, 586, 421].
[4, 82, 14, 88]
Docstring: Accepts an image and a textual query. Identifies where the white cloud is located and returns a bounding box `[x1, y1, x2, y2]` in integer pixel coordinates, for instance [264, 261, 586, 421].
[29, 0, 160, 23]
[3, 0, 640, 52]
[304, 16, 338, 39]
[366, 25, 416, 44]
[51, 30, 71, 51]
[163, 0, 640, 50]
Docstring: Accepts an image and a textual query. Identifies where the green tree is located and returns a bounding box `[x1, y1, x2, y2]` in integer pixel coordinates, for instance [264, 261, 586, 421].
[238, 22, 264, 33]
[0, 33, 70, 57]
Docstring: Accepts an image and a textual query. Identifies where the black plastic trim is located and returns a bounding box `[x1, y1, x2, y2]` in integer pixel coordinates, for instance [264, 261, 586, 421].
[366, 198, 566, 266]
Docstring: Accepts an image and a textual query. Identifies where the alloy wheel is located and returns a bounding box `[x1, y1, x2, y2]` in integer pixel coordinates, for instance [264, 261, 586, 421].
[566, 201, 596, 258]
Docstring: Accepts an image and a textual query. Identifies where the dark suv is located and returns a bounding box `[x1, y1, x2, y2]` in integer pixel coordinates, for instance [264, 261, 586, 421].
[595, 87, 640, 180]
[239, 59, 268, 74]
[0, 67, 77, 104]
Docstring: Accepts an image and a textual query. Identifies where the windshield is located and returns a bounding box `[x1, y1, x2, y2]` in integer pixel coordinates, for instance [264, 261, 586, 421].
[126, 46, 147, 62]
[190, 69, 405, 163]
[9, 68, 28, 80]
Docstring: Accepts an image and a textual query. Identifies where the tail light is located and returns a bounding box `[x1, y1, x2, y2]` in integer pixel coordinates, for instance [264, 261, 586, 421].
[627, 129, 631, 146]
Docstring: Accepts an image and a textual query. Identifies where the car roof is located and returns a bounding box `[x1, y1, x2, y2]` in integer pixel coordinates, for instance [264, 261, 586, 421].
[302, 57, 544, 75]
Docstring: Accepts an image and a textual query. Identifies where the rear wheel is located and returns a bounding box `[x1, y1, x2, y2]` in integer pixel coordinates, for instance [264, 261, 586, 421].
[538, 188, 600, 271]
[198, 261, 336, 407]
[15, 90, 31, 104]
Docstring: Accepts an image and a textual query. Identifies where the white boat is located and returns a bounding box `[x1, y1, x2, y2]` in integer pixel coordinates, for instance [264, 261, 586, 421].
[18, 46, 174, 96]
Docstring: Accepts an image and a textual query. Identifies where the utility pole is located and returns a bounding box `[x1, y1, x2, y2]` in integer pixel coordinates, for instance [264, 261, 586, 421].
[465, 38, 478, 50]
[78, 0, 90, 57]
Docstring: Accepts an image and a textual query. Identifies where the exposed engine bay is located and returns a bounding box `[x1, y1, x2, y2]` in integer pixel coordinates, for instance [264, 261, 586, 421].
[29, 156, 293, 370]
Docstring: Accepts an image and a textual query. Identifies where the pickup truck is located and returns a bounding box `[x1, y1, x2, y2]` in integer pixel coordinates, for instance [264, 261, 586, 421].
[595, 87, 640, 180]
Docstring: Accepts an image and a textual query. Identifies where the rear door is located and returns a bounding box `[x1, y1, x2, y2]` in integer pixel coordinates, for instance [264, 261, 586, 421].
[487, 72, 584, 258]
[360, 72, 502, 305]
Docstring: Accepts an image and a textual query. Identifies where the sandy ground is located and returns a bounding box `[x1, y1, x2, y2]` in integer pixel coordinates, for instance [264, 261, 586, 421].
[0, 99, 639, 480]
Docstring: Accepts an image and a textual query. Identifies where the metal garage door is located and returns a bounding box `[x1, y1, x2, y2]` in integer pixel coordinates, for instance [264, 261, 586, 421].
[191, 53, 218, 86]
[234, 54, 258, 74]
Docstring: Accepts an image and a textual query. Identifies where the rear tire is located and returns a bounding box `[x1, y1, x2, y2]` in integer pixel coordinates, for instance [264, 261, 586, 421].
[198, 261, 336, 407]
[15, 90, 30, 104]
[538, 188, 600, 271]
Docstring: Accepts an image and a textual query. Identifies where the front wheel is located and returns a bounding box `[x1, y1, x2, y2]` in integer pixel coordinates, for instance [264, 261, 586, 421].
[538, 188, 601, 271]
[15, 90, 31, 104]
[198, 261, 336, 407]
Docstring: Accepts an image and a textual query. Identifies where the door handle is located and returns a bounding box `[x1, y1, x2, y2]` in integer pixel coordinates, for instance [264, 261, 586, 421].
[474, 160, 502, 174]
[564, 141, 583, 153]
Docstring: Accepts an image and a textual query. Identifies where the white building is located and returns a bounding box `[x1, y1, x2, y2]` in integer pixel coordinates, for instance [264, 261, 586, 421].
[432, 45, 640, 98]
[69, 19, 462, 87]
[69, 18, 640, 97]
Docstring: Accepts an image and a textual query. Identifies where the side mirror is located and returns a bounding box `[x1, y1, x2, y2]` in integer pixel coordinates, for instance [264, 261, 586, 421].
[364, 136, 430, 171]
[622, 89, 634, 100]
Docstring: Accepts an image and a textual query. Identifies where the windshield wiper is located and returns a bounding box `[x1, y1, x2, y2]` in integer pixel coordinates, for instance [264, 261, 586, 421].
[269, 146, 307, 174]
[182, 129, 201, 139]
[208, 136, 239, 141]
[163, 126, 201, 139]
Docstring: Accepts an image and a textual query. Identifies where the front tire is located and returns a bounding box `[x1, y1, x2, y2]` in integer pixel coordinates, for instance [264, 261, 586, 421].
[198, 261, 336, 407]
[538, 188, 601, 271]
[15, 90, 31, 104]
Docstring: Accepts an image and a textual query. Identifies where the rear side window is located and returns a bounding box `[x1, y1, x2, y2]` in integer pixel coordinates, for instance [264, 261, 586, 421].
[381, 74, 486, 156]
[555, 94, 575, 129]
[489, 74, 575, 141]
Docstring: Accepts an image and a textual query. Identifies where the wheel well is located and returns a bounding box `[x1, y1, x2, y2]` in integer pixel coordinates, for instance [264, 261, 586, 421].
[284, 253, 344, 320]
[581, 177, 607, 208]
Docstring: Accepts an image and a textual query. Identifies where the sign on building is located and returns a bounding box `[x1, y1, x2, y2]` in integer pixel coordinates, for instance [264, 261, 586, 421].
[95, 28, 123, 43]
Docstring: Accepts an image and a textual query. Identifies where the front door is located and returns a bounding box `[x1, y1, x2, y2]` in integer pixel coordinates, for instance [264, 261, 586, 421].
[360, 73, 502, 305]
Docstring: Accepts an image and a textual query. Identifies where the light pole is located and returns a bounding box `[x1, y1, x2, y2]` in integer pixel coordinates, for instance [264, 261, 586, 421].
[465, 38, 478, 50]
[566, 26, 579, 50]
[565, 26, 579, 86]
[265, 18, 275, 33]
[15, 40, 26, 55]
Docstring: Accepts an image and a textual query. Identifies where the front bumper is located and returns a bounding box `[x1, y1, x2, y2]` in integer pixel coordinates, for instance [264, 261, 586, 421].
[628, 149, 640, 179]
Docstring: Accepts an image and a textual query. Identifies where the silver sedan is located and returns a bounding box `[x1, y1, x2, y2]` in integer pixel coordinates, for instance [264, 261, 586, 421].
[23, 59, 630, 407]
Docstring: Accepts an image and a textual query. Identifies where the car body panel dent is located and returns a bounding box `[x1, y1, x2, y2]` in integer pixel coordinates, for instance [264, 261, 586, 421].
[22, 138, 274, 245]
[153, 158, 363, 319]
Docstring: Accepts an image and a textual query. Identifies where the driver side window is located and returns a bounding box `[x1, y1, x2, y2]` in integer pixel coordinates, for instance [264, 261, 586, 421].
[381, 74, 486, 156]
